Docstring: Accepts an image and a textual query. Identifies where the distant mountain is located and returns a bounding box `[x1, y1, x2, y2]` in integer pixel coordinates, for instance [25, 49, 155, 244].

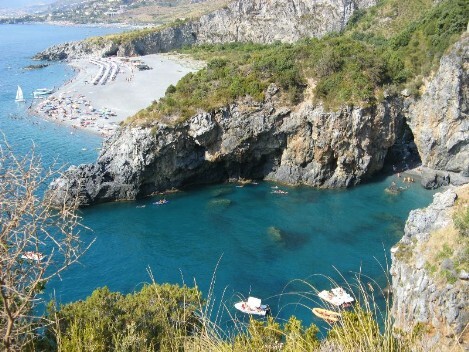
[0, 0, 55, 9]
[1, 0, 231, 25]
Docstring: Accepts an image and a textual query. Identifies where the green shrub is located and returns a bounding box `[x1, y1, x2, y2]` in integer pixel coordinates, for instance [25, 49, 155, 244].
[49, 284, 202, 352]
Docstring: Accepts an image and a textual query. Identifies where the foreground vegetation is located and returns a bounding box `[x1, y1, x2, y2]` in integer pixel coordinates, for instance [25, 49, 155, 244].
[34, 278, 425, 352]
[128, 0, 468, 124]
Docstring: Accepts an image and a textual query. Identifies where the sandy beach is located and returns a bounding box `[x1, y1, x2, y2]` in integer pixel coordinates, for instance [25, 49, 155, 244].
[31, 53, 204, 136]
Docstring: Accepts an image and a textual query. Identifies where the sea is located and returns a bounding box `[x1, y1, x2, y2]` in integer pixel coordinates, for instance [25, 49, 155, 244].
[0, 24, 435, 334]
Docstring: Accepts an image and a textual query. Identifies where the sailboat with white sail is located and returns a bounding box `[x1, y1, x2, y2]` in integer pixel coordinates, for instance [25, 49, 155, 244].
[15, 85, 25, 102]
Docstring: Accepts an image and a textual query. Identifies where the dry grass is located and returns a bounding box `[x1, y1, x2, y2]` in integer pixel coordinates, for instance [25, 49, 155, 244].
[422, 226, 459, 261]
[455, 184, 469, 204]
[421, 184, 469, 285]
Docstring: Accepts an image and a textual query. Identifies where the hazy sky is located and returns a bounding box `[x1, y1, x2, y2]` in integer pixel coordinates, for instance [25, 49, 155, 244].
[0, 0, 56, 9]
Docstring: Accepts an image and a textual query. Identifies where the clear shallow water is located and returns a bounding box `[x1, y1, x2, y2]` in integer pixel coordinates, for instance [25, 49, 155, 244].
[0, 24, 123, 165]
[1, 24, 435, 331]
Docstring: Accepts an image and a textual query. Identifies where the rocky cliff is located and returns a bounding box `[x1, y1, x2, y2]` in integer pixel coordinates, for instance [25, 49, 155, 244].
[34, 0, 376, 60]
[406, 34, 469, 188]
[391, 186, 469, 349]
[47, 32, 469, 206]
[49, 85, 402, 206]
[34, 23, 199, 60]
[194, 0, 376, 44]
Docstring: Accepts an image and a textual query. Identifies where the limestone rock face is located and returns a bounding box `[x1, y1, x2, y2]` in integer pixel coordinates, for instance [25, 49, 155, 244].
[195, 0, 376, 44]
[269, 100, 400, 187]
[407, 35, 469, 176]
[48, 89, 401, 206]
[391, 188, 469, 349]
[34, 0, 377, 60]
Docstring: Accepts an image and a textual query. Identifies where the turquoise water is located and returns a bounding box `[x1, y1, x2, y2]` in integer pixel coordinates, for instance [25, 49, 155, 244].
[0, 24, 122, 165]
[1, 24, 435, 331]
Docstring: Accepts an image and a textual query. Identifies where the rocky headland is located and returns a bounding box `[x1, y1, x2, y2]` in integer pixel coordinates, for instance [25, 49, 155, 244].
[48, 33, 468, 206]
[391, 185, 469, 349]
[49, 86, 405, 206]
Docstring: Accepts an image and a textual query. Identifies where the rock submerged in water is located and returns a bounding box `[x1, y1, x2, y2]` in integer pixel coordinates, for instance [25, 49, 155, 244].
[24, 63, 49, 70]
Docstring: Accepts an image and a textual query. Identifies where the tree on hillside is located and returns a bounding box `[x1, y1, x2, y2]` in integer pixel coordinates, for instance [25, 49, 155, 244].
[0, 139, 90, 351]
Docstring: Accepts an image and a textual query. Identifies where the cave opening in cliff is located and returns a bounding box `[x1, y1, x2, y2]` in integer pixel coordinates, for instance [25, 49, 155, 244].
[383, 120, 421, 174]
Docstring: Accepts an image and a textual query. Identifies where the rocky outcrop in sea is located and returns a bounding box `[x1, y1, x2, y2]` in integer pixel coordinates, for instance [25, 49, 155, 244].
[34, 0, 377, 60]
[49, 85, 402, 206]
[391, 186, 469, 349]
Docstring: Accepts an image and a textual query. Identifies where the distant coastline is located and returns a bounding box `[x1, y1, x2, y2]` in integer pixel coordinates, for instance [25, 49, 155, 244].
[0, 19, 145, 30]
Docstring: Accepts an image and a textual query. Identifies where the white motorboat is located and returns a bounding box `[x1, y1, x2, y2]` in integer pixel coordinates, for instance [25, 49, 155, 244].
[318, 287, 354, 307]
[15, 85, 25, 102]
[21, 251, 45, 262]
[234, 296, 270, 316]
[33, 88, 53, 98]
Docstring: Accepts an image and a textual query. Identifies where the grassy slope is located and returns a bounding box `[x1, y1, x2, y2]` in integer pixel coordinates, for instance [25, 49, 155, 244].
[127, 0, 468, 125]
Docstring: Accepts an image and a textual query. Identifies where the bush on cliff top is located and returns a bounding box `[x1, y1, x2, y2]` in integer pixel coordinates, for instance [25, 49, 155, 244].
[128, 0, 468, 124]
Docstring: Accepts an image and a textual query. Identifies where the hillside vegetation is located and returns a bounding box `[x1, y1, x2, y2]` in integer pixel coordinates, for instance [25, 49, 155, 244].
[128, 0, 468, 125]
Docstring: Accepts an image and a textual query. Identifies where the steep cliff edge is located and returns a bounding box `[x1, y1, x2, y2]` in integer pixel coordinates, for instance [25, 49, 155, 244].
[391, 185, 469, 349]
[406, 34, 469, 188]
[48, 87, 402, 206]
[34, 0, 376, 60]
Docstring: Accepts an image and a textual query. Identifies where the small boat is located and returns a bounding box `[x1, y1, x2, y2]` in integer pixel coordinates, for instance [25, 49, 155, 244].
[272, 189, 288, 194]
[234, 296, 270, 316]
[21, 251, 45, 262]
[33, 88, 53, 98]
[318, 287, 354, 307]
[153, 199, 169, 205]
[15, 85, 25, 102]
[136, 205, 146, 208]
[312, 308, 341, 323]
